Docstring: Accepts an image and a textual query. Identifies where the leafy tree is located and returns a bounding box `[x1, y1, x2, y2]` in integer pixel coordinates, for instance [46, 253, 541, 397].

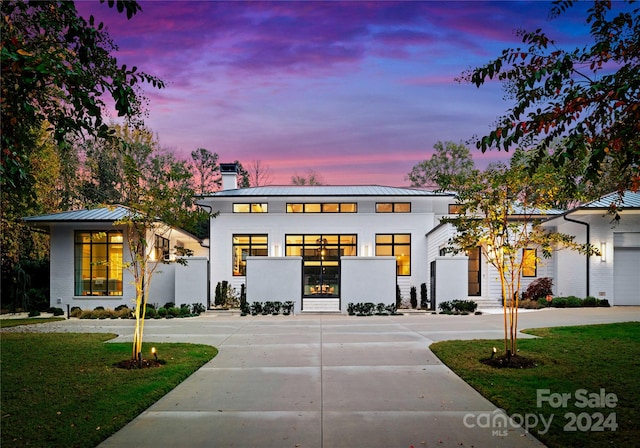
[440, 149, 598, 358]
[460, 0, 639, 192]
[190, 148, 221, 194]
[407, 141, 475, 189]
[292, 169, 324, 185]
[234, 160, 251, 188]
[1, 0, 163, 197]
[106, 126, 203, 364]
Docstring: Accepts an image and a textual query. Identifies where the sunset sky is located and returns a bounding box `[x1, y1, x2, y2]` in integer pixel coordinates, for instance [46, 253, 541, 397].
[77, 1, 595, 186]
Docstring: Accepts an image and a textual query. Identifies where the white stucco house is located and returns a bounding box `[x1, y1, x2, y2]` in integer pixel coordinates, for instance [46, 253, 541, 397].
[24, 164, 640, 313]
[23, 206, 209, 311]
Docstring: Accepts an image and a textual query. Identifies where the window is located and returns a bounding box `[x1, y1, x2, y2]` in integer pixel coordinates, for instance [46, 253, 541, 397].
[376, 202, 411, 213]
[286, 203, 357, 213]
[468, 246, 481, 296]
[74, 231, 123, 296]
[523, 248, 537, 277]
[233, 234, 268, 276]
[155, 235, 170, 261]
[233, 203, 268, 213]
[375, 234, 411, 275]
[448, 204, 462, 214]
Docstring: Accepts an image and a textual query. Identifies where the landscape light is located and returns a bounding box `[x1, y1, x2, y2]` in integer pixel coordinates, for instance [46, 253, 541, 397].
[151, 347, 157, 361]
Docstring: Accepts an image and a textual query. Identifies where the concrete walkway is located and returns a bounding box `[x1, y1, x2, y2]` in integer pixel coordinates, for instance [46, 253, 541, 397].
[12, 307, 638, 447]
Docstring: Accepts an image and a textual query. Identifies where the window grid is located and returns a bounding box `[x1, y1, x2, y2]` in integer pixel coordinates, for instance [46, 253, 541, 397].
[286, 203, 357, 213]
[74, 230, 123, 296]
[376, 202, 411, 213]
[233, 234, 268, 276]
[523, 248, 537, 277]
[233, 203, 268, 213]
[375, 233, 411, 276]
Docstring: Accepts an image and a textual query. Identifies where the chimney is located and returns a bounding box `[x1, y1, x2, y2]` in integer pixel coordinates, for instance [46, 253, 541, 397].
[220, 162, 238, 190]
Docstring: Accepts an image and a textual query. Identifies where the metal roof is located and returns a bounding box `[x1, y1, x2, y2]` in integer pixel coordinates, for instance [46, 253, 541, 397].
[201, 185, 452, 198]
[23, 206, 134, 223]
[579, 190, 640, 209]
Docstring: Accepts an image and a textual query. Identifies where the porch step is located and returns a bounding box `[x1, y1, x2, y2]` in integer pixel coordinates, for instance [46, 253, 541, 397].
[302, 298, 340, 312]
[472, 297, 503, 309]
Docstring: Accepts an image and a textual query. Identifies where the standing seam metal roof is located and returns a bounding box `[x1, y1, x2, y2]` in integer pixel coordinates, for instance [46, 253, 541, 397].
[23, 206, 134, 222]
[578, 191, 640, 209]
[201, 185, 452, 197]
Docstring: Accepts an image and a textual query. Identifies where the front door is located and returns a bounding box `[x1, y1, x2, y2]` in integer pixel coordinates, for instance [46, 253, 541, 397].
[286, 234, 357, 311]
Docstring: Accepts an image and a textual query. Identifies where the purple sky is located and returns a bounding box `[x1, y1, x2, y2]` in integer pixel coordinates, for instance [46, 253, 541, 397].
[77, 1, 594, 186]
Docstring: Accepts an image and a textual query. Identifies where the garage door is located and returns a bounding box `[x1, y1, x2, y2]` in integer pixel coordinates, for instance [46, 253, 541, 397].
[613, 233, 640, 306]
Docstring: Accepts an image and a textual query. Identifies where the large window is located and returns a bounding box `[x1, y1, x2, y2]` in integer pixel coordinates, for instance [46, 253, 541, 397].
[286, 203, 357, 213]
[375, 234, 411, 275]
[233, 234, 268, 276]
[523, 248, 537, 277]
[155, 235, 170, 261]
[74, 231, 123, 296]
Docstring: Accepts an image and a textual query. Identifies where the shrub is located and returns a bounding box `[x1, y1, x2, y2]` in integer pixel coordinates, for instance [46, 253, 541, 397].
[145, 306, 157, 318]
[519, 299, 543, 309]
[409, 286, 418, 309]
[552, 297, 567, 308]
[28, 309, 40, 317]
[582, 296, 598, 307]
[396, 285, 402, 308]
[451, 299, 477, 313]
[93, 306, 105, 311]
[70, 307, 83, 318]
[163, 302, 175, 309]
[192, 303, 206, 314]
[420, 283, 428, 309]
[598, 299, 611, 307]
[48, 307, 64, 316]
[115, 304, 129, 312]
[168, 307, 180, 317]
[438, 301, 453, 314]
[116, 307, 132, 319]
[523, 277, 554, 300]
[157, 307, 168, 317]
[566, 296, 583, 308]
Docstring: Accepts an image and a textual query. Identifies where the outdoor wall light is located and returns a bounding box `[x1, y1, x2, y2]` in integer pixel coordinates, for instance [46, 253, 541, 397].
[151, 347, 157, 361]
[600, 242, 606, 262]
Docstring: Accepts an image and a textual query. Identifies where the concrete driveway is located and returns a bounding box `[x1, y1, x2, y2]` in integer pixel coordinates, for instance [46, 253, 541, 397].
[12, 307, 638, 448]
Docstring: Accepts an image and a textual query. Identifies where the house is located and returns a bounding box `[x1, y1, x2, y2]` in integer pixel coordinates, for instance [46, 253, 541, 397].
[25, 166, 639, 313]
[23, 206, 208, 311]
[196, 164, 456, 313]
[542, 191, 640, 305]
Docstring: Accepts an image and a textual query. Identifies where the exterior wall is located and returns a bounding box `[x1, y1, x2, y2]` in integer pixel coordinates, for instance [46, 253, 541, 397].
[432, 257, 468, 309]
[49, 223, 136, 310]
[48, 222, 207, 311]
[551, 211, 640, 303]
[246, 257, 302, 312]
[206, 194, 452, 306]
[340, 257, 396, 311]
[175, 257, 209, 308]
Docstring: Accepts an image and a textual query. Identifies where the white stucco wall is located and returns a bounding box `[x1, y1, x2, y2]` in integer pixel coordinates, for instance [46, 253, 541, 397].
[205, 194, 453, 304]
[340, 256, 396, 311]
[174, 257, 208, 308]
[433, 257, 468, 309]
[246, 257, 302, 312]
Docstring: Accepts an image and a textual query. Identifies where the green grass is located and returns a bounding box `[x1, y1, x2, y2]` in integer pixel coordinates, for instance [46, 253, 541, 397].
[430, 322, 640, 448]
[0, 317, 66, 328]
[1, 332, 217, 448]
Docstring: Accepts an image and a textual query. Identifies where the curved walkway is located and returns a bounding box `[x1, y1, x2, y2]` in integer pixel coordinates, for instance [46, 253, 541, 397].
[11, 307, 638, 448]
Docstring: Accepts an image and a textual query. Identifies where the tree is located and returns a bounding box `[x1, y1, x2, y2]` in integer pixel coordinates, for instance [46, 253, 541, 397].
[440, 149, 598, 359]
[1, 0, 163, 204]
[234, 160, 251, 188]
[407, 141, 475, 189]
[190, 148, 221, 194]
[460, 0, 639, 192]
[248, 160, 273, 186]
[292, 169, 324, 185]
[108, 126, 202, 365]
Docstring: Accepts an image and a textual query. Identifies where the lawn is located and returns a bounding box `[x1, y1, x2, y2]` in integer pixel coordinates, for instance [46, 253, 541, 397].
[430, 322, 640, 448]
[1, 331, 217, 448]
[0, 317, 66, 328]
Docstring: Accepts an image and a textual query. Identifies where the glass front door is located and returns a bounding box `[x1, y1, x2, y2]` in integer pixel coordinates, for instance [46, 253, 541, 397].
[286, 234, 357, 298]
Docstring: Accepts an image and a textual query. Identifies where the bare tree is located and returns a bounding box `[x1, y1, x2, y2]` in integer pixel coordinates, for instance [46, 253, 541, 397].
[292, 169, 324, 185]
[249, 160, 272, 186]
